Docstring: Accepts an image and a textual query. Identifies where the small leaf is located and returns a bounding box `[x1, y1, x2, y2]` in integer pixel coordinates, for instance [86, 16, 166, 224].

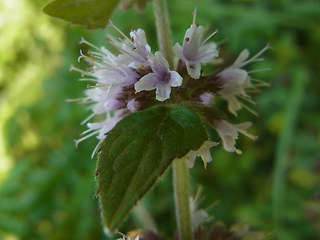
[43, 0, 120, 29]
[96, 105, 210, 233]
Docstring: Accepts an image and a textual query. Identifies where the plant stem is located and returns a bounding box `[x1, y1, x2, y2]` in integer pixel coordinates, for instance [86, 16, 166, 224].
[152, 1, 193, 238]
[173, 159, 194, 240]
[152, 0, 174, 68]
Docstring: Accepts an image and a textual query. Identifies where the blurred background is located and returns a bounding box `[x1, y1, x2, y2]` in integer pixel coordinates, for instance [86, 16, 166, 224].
[0, 0, 319, 239]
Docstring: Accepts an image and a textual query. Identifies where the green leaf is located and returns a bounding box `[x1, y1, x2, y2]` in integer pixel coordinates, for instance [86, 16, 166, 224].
[96, 105, 210, 233]
[43, 0, 120, 29]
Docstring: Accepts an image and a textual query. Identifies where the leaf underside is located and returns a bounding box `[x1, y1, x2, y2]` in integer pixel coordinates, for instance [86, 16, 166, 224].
[43, 0, 120, 29]
[96, 105, 211, 233]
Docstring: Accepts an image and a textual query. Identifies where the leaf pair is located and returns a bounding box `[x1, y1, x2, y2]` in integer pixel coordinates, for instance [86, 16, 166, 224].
[96, 105, 215, 233]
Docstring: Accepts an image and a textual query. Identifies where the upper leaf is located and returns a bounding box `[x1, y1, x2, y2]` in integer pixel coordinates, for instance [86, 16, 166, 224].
[96, 105, 211, 233]
[43, 0, 120, 29]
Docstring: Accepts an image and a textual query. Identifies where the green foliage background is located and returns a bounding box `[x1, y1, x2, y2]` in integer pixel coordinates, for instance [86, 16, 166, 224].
[0, 0, 319, 239]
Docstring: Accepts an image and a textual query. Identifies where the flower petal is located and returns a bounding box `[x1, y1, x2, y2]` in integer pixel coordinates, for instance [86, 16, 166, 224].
[219, 69, 248, 84]
[186, 62, 201, 79]
[169, 71, 183, 87]
[134, 73, 157, 92]
[156, 85, 171, 101]
[173, 43, 183, 59]
[232, 49, 249, 67]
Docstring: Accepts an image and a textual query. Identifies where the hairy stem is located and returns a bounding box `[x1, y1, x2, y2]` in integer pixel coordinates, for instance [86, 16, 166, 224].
[173, 159, 194, 240]
[152, 1, 193, 238]
[152, 0, 174, 68]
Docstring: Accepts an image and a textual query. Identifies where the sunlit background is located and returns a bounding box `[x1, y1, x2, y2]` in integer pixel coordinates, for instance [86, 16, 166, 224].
[0, 0, 319, 239]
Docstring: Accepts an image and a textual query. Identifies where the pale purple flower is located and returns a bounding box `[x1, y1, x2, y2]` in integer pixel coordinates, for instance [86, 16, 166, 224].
[217, 44, 271, 116]
[71, 37, 142, 149]
[108, 21, 151, 69]
[173, 9, 219, 79]
[134, 51, 183, 101]
[214, 120, 257, 154]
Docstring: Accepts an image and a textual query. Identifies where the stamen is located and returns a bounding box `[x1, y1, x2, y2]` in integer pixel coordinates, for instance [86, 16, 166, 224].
[108, 40, 145, 63]
[251, 78, 271, 87]
[238, 95, 258, 106]
[195, 50, 219, 61]
[241, 103, 259, 116]
[192, 7, 197, 25]
[74, 129, 100, 147]
[78, 50, 95, 64]
[81, 113, 96, 125]
[66, 98, 84, 103]
[91, 139, 104, 158]
[70, 65, 92, 76]
[239, 43, 272, 68]
[216, 37, 229, 47]
[79, 78, 99, 82]
[108, 20, 131, 43]
[107, 33, 146, 63]
[235, 148, 242, 154]
[248, 67, 272, 74]
[79, 37, 102, 52]
[202, 29, 219, 45]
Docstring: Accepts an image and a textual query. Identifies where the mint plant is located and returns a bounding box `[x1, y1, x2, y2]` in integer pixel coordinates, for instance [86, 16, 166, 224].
[44, 0, 270, 239]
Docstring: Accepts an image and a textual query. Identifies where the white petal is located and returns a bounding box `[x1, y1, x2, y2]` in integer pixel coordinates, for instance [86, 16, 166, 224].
[197, 42, 219, 63]
[186, 62, 201, 79]
[235, 121, 252, 130]
[183, 25, 204, 60]
[145, 44, 151, 53]
[134, 73, 157, 92]
[173, 43, 183, 59]
[221, 95, 242, 116]
[215, 120, 238, 137]
[186, 151, 198, 168]
[185, 141, 218, 168]
[169, 71, 183, 87]
[220, 69, 248, 84]
[156, 86, 171, 101]
[221, 135, 237, 152]
[236, 122, 258, 141]
[150, 51, 169, 73]
[131, 29, 147, 45]
[232, 49, 249, 67]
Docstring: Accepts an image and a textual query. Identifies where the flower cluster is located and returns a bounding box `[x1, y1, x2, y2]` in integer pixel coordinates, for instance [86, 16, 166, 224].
[72, 11, 270, 164]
